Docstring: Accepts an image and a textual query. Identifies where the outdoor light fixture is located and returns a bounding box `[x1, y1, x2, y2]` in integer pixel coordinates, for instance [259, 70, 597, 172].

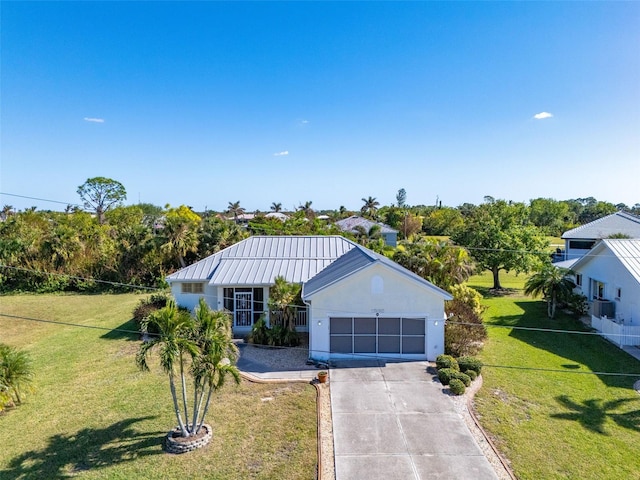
[318, 320, 322, 326]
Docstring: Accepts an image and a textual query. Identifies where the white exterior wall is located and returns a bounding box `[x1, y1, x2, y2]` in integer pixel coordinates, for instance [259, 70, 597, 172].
[170, 282, 218, 312]
[574, 257, 639, 326]
[307, 263, 447, 362]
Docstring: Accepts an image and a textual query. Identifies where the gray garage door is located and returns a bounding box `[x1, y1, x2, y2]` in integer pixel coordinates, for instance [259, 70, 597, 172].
[329, 317, 425, 356]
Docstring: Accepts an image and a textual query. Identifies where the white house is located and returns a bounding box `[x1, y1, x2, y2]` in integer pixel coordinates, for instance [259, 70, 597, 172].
[561, 211, 640, 261]
[335, 216, 399, 247]
[166, 235, 451, 362]
[570, 239, 640, 347]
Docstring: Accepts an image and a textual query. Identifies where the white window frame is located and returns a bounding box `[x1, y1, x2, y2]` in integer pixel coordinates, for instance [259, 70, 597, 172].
[181, 282, 204, 294]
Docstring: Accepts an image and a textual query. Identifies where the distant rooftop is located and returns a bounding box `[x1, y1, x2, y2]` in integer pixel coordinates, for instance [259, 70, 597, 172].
[335, 215, 397, 234]
[562, 211, 640, 240]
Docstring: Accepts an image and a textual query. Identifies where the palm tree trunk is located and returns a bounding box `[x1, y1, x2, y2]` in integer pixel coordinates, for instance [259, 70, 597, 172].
[169, 373, 189, 437]
[197, 385, 215, 434]
[192, 383, 206, 434]
[550, 292, 557, 319]
[179, 356, 190, 434]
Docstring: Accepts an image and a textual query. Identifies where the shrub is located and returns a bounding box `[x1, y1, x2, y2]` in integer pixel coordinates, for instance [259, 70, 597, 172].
[449, 378, 466, 395]
[457, 356, 483, 374]
[445, 299, 487, 357]
[133, 293, 170, 335]
[437, 368, 456, 385]
[451, 371, 471, 387]
[567, 293, 589, 318]
[465, 369, 478, 381]
[435, 354, 459, 371]
[249, 316, 270, 345]
[448, 284, 486, 317]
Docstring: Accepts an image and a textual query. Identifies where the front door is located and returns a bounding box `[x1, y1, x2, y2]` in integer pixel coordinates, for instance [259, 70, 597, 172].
[234, 291, 253, 328]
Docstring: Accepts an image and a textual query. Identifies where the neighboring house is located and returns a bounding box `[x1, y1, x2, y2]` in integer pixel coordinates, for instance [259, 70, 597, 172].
[166, 235, 451, 361]
[570, 239, 640, 347]
[335, 215, 398, 247]
[265, 212, 289, 221]
[560, 211, 640, 261]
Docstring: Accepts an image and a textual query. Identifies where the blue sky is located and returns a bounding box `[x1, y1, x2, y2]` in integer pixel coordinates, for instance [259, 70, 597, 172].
[2, 1, 639, 212]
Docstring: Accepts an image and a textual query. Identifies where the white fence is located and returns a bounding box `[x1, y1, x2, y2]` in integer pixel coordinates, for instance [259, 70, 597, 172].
[591, 315, 640, 347]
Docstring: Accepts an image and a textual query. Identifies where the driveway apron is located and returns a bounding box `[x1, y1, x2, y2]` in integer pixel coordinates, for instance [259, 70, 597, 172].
[330, 360, 498, 480]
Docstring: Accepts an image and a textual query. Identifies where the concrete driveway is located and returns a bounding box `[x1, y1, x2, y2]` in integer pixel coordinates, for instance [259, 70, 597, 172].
[330, 360, 498, 480]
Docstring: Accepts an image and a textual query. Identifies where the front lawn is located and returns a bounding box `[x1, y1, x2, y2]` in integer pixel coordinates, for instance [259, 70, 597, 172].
[0, 294, 317, 480]
[469, 272, 640, 479]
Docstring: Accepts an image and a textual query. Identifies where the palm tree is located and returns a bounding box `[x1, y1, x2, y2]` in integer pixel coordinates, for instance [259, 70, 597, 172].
[270, 202, 282, 213]
[1, 205, 14, 221]
[361, 196, 380, 219]
[161, 216, 199, 268]
[227, 201, 245, 223]
[268, 276, 302, 330]
[0, 343, 34, 405]
[297, 201, 314, 219]
[353, 224, 381, 246]
[136, 301, 198, 437]
[190, 298, 240, 434]
[524, 265, 575, 319]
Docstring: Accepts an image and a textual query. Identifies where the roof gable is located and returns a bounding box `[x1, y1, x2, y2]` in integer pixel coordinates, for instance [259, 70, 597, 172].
[562, 211, 640, 240]
[303, 245, 453, 300]
[572, 239, 640, 286]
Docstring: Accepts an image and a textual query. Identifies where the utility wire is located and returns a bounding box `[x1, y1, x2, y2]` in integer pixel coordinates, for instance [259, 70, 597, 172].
[3, 264, 639, 340]
[2, 311, 640, 378]
[0, 192, 82, 207]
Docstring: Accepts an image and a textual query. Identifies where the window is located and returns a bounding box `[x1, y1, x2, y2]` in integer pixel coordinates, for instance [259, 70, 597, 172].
[589, 279, 606, 300]
[181, 283, 204, 294]
[569, 240, 596, 250]
[575, 274, 582, 287]
[615, 287, 622, 300]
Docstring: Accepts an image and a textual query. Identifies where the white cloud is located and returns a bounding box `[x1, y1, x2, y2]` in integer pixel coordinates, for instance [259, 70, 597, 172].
[301, 119, 309, 124]
[84, 117, 105, 123]
[533, 112, 553, 120]
[273, 151, 289, 156]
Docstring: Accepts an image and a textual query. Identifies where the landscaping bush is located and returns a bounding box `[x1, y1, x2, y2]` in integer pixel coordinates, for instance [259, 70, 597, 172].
[445, 299, 487, 357]
[457, 356, 483, 374]
[249, 316, 269, 345]
[435, 354, 459, 371]
[449, 378, 466, 395]
[451, 371, 471, 387]
[465, 369, 478, 381]
[437, 367, 456, 385]
[133, 293, 170, 335]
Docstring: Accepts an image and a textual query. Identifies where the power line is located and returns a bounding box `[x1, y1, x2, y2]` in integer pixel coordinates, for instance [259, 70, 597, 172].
[3, 311, 639, 378]
[2, 264, 639, 341]
[0, 192, 82, 207]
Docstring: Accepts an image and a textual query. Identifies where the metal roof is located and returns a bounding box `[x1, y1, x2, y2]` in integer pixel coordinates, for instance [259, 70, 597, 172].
[562, 211, 640, 240]
[166, 236, 357, 285]
[335, 215, 398, 234]
[571, 239, 640, 285]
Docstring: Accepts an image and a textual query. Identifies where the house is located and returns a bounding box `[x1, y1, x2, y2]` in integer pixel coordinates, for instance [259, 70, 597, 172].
[570, 239, 640, 347]
[166, 235, 451, 361]
[335, 215, 398, 247]
[560, 211, 640, 261]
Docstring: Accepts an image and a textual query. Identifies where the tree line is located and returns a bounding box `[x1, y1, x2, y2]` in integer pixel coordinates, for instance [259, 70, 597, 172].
[0, 178, 637, 293]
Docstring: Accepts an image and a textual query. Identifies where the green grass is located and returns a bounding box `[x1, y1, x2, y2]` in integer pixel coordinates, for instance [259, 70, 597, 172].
[0, 294, 317, 480]
[468, 272, 640, 479]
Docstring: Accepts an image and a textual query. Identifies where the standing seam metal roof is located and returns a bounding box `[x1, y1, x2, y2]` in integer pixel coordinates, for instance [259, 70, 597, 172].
[166, 236, 358, 285]
[562, 212, 640, 240]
